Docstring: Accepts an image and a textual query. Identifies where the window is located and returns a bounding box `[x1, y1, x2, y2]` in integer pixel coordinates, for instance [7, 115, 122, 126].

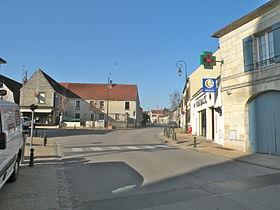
[75, 101, 80, 109]
[91, 114, 95, 121]
[115, 114, 119, 120]
[100, 101, 104, 109]
[75, 113, 80, 119]
[99, 113, 104, 120]
[257, 31, 275, 67]
[133, 111, 136, 116]
[125, 102, 130, 110]
[38, 92, 46, 104]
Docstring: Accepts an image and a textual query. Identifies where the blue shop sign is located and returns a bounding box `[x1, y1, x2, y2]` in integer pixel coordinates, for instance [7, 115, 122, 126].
[202, 78, 217, 92]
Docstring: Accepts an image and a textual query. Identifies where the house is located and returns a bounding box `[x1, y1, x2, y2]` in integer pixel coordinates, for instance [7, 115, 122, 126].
[0, 75, 22, 104]
[212, 0, 280, 153]
[149, 109, 165, 124]
[20, 69, 79, 125]
[60, 83, 143, 128]
[187, 50, 223, 144]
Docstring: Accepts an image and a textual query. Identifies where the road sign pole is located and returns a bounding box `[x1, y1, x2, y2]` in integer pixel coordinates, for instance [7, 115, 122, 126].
[30, 110, 34, 146]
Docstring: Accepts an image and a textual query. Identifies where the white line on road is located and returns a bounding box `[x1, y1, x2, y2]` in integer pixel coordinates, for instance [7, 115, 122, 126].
[91, 147, 104, 151]
[72, 148, 83, 152]
[126, 146, 139, 150]
[156, 145, 170, 148]
[112, 185, 136, 194]
[108, 146, 121, 150]
[143, 146, 155, 149]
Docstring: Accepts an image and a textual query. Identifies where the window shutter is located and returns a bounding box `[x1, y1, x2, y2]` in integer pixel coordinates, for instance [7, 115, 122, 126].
[243, 36, 254, 72]
[272, 22, 280, 63]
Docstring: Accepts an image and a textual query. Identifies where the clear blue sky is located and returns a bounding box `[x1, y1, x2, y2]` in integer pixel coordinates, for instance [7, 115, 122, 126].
[0, 0, 268, 110]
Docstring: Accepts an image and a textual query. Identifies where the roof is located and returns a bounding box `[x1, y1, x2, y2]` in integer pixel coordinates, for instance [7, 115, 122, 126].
[151, 110, 164, 115]
[59, 82, 139, 101]
[38, 70, 80, 98]
[212, 0, 280, 38]
[0, 74, 22, 104]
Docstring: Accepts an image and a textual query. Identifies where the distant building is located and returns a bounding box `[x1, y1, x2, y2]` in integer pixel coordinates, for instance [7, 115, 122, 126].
[150, 109, 165, 124]
[0, 74, 22, 104]
[60, 83, 143, 128]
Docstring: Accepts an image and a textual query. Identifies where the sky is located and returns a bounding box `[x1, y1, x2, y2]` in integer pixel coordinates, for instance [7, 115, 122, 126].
[0, 0, 269, 110]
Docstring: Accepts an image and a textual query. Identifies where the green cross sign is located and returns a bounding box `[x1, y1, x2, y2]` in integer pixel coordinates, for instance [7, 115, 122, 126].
[200, 51, 217, 69]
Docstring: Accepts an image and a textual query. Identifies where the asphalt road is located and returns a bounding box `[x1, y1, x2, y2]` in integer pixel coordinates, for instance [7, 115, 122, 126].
[0, 128, 280, 210]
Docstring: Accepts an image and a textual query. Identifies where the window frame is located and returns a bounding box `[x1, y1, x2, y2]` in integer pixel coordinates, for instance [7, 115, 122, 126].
[38, 92, 46, 104]
[125, 101, 130, 110]
[75, 100, 81, 110]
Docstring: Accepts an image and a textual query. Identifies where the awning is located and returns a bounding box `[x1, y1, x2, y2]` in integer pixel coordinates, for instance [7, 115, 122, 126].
[20, 108, 53, 113]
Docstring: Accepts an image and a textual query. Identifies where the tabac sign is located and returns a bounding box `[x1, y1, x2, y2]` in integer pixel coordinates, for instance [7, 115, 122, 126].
[202, 78, 217, 92]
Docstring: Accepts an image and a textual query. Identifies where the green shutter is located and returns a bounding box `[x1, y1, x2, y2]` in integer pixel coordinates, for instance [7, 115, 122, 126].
[243, 36, 254, 72]
[272, 22, 280, 63]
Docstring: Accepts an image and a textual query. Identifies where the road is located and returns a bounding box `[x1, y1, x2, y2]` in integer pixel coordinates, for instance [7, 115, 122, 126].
[0, 128, 280, 210]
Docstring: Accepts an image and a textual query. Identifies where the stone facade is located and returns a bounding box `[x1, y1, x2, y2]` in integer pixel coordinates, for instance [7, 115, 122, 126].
[20, 70, 64, 125]
[214, 2, 280, 151]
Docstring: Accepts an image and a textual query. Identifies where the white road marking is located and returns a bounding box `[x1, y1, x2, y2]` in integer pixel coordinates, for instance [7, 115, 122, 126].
[72, 148, 83, 152]
[108, 146, 121, 150]
[91, 147, 104, 151]
[156, 145, 169, 148]
[112, 185, 136, 194]
[143, 146, 155, 149]
[126, 146, 139, 150]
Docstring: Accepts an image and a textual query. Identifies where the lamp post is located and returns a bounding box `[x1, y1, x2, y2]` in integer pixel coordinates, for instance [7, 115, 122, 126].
[106, 75, 113, 130]
[176, 60, 188, 133]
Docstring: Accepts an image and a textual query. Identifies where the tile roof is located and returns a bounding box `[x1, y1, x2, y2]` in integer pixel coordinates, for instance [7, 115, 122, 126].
[151, 110, 164, 115]
[39, 70, 80, 98]
[59, 82, 138, 101]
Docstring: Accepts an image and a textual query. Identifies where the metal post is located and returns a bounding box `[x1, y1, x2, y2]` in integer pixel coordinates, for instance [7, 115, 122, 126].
[194, 136, 197, 148]
[29, 148, 34, 167]
[30, 110, 34, 146]
[43, 133, 47, 147]
[106, 77, 109, 130]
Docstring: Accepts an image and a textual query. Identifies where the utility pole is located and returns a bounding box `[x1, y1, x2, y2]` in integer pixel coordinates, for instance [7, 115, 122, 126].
[106, 74, 113, 130]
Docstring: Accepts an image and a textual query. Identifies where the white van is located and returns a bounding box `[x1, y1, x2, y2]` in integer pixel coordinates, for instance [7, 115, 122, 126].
[0, 100, 24, 189]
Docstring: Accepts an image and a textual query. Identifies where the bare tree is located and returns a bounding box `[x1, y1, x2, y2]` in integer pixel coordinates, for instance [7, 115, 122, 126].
[169, 90, 181, 111]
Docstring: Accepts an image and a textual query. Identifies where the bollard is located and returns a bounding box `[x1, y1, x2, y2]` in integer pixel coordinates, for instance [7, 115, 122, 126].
[172, 129, 175, 140]
[194, 136, 197, 148]
[43, 133, 47, 146]
[29, 148, 34, 167]
[35, 129, 38, 137]
[174, 132, 177, 142]
[74, 124, 76, 130]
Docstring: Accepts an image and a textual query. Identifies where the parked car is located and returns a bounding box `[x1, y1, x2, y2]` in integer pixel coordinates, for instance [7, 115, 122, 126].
[21, 117, 31, 129]
[0, 100, 24, 189]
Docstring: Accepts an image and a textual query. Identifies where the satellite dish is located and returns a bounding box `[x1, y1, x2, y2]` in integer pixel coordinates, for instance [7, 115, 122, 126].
[0, 89, 7, 96]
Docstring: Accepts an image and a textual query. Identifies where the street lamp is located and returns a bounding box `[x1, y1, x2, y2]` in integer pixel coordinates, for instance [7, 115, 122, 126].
[176, 60, 188, 133]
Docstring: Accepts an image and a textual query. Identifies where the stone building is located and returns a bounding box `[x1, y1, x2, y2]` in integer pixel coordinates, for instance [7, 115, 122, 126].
[20, 69, 78, 125]
[212, 0, 280, 154]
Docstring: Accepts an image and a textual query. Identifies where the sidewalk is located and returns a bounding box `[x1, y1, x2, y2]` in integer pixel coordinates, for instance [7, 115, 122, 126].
[158, 132, 280, 171]
[23, 136, 60, 162]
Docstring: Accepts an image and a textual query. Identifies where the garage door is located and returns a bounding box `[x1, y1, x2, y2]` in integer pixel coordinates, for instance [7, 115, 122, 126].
[249, 91, 280, 154]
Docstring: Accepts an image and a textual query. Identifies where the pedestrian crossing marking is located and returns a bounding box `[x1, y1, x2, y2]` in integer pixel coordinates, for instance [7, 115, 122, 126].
[126, 146, 139, 150]
[72, 148, 83, 152]
[68, 144, 172, 153]
[108, 146, 121, 150]
[143, 146, 155, 149]
[91, 147, 103, 151]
